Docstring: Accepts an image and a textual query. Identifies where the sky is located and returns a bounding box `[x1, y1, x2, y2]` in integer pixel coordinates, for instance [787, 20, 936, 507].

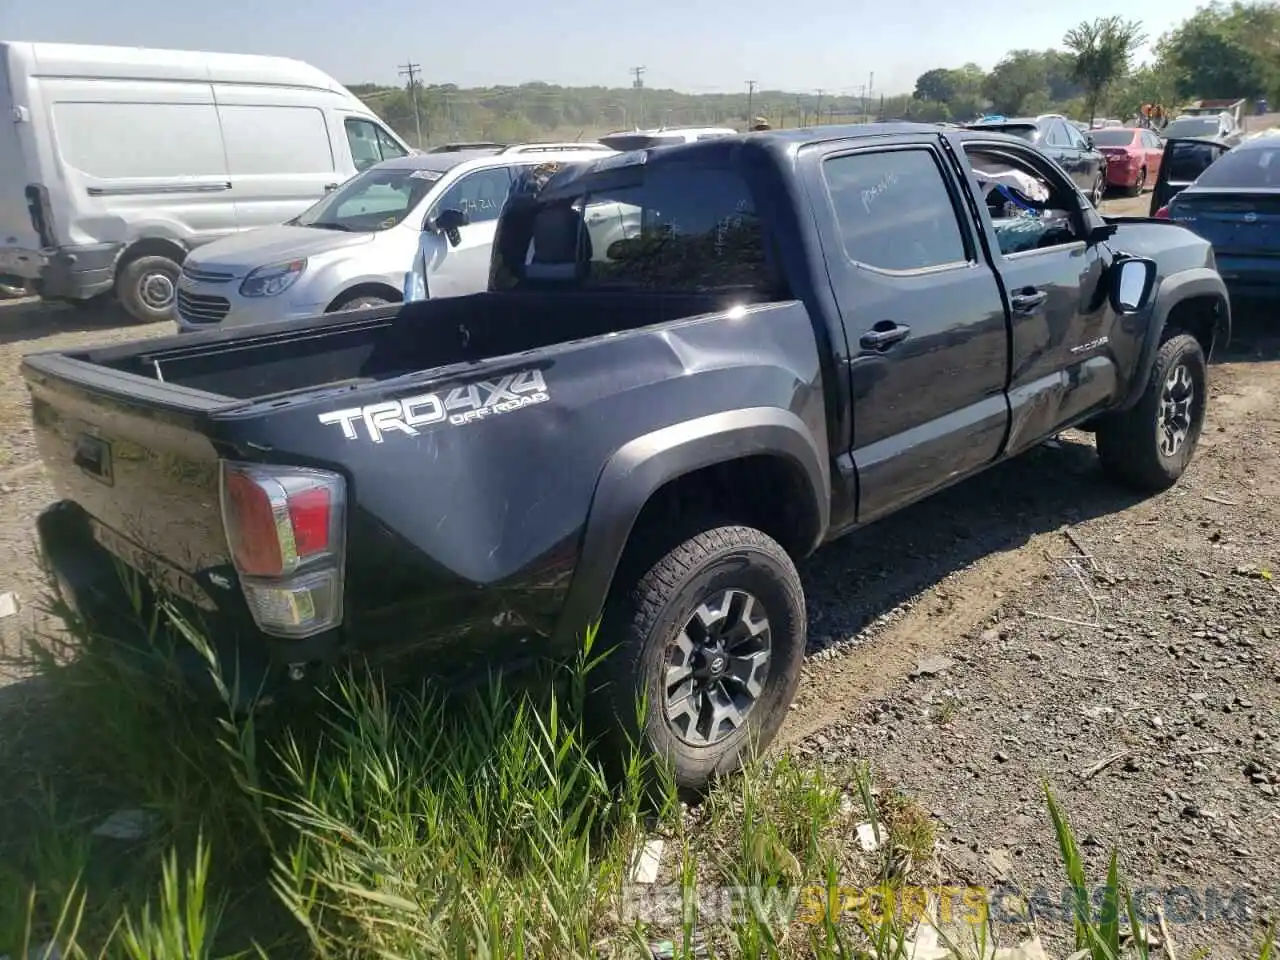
[2, 0, 1210, 95]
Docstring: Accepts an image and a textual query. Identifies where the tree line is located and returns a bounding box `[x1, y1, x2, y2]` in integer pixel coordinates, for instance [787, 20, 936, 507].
[352, 0, 1280, 148]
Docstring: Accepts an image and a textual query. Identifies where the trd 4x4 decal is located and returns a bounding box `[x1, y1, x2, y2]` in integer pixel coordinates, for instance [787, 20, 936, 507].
[318, 369, 550, 443]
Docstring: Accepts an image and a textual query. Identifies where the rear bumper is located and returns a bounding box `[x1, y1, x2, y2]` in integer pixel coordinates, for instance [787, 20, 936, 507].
[33, 243, 122, 301]
[36, 500, 342, 709]
[1104, 161, 1140, 186]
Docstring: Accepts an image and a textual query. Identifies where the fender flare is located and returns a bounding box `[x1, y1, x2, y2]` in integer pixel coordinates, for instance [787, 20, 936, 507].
[550, 406, 830, 652]
[1119, 267, 1230, 410]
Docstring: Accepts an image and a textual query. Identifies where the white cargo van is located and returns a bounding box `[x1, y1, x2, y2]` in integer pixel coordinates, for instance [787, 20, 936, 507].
[0, 41, 411, 322]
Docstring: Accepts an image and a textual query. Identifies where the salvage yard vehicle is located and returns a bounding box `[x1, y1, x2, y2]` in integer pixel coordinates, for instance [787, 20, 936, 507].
[1093, 126, 1165, 195]
[1154, 131, 1280, 301]
[0, 41, 411, 323]
[24, 123, 1230, 790]
[174, 145, 611, 331]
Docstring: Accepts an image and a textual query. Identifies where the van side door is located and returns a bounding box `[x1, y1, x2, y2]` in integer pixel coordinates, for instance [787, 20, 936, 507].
[213, 85, 343, 230]
[802, 137, 1010, 523]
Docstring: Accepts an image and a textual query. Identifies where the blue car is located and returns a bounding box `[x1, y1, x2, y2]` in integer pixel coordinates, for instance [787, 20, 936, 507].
[1162, 132, 1280, 301]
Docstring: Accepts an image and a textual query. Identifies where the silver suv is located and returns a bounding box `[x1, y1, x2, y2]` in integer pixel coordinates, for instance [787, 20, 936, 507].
[173, 144, 613, 331]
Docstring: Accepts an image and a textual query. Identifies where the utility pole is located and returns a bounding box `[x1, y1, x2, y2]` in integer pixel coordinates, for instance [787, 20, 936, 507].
[398, 61, 423, 147]
[815, 88, 825, 126]
[631, 66, 647, 128]
[746, 79, 757, 125]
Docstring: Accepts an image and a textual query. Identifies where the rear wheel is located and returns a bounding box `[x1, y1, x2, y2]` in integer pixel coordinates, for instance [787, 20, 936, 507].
[1127, 166, 1148, 197]
[1095, 333, 1207, 491]
[116, 255, 181, 323]
[593, 523, 806, 793]
[1090, 173, 1106, 206]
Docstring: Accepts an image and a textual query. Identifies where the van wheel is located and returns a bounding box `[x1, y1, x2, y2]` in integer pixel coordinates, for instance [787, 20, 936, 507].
[329, 294, 391, 313]
[594, 523, 806, 793]
[116, 256, 181, 323]
[1095, 333, 1207, 491]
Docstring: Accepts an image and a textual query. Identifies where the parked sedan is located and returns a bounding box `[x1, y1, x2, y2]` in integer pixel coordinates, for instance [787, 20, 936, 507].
[1092, 126, 1164, 195]
[963, 114, 1108, 204]
[1161, 133, 1280, 301]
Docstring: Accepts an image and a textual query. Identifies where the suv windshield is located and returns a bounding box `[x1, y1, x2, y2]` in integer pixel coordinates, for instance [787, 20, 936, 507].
[1163, 117, 1221, 139]
[292, 166, 444, 232]
[1092, 128, 1136, 146]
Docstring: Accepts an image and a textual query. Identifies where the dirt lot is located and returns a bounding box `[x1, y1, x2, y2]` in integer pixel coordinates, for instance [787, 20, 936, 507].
[0, 194, 1276, 950]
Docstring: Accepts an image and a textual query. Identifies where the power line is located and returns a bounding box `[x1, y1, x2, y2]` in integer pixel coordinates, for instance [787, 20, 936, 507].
[398, 61, 424, 147]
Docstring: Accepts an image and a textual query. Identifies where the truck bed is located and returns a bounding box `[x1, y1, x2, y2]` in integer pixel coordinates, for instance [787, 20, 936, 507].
[27, 290, 753, 406]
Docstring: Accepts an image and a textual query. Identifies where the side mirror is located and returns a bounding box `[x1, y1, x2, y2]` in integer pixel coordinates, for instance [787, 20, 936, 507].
[1086, 135, 1095, 149]
[432, 207, 470, 248]
[1110, 256, 1157, 314]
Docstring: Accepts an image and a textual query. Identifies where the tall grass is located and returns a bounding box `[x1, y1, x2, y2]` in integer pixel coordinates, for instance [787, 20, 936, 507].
[0, 585, 1274, 958]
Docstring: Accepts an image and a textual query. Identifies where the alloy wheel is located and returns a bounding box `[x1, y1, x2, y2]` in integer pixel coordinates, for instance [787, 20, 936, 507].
[664, 588, 772, 746]
[1157, 362, 1195, 458]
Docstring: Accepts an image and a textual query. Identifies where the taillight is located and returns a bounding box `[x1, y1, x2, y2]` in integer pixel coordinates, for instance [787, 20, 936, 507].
[1154, 205, 1171, 219]
[219, 462, 346, 638]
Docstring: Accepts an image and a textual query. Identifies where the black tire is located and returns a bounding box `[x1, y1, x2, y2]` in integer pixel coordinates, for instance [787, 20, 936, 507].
[1095, 332, 1206, 491]
[1090, 173, 1106, 206]
[329, 293, 391, 313]
[1127, 166, 1148, 197]
[116, 255, 181, 323]
[593, 523, 806, 793]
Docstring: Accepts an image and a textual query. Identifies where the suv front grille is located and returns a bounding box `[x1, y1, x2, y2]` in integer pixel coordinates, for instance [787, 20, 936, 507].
[176, 290, 230, 324]
[181, 262, 234, 284]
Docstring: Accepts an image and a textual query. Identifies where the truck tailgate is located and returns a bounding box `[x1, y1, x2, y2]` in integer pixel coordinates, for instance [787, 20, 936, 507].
[26, 358, 231, 607]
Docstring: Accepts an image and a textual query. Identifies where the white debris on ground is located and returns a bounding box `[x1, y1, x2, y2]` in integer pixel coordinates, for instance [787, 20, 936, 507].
[91, 808, 158, 841]
[0, 592, 17, 619]
[904, 895, 1053, 960]
[629, 837, 665, 884]
[856, 821, 881, 852]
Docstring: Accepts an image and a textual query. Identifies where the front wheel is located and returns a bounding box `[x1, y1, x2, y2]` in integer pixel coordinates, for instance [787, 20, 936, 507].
[329, 293, 391, 313]
[1095, 333, 1207, 491]
[594, 523, 806, 793]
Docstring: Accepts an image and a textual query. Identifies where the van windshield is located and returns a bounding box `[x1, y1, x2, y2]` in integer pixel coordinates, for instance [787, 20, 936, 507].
[291, 167, 443, 233]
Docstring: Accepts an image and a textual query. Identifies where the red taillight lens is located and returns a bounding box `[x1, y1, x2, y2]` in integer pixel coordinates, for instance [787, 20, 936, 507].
[220, 463, 344, 578]
[288, 485, 332, 558]
[224, 468, 285, 576]
[1155, 205, 1171, 219]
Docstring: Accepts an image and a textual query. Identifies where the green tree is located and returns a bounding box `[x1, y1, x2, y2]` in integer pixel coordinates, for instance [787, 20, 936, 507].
[1159, 1, 1280, 102]
[914, 68, 958, 103]
[1062, 16, 1148, 126]
[983, 50, 1050, 115]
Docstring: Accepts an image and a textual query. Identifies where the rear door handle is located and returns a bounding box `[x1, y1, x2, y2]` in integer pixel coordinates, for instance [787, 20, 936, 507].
[324, 182, 339, 193]
[1010, 289, 1048, 314]
[860, 322, 911, 350]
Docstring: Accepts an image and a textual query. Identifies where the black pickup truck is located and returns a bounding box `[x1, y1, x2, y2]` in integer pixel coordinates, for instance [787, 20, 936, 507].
[24, 124, 1230, 789]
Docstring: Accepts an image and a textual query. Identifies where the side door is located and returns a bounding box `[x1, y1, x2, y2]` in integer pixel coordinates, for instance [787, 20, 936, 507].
[1150, 137, 1229, 216]
[418, 164, 515, 299]
[212, 87, 340, 230]
[1065, 122, 1103, 196]
[956, 137, 1114, 454]
[1041, 119, 1081, 188]
[1141, 129, 1164, 182]
[805, 140, 1010, 523]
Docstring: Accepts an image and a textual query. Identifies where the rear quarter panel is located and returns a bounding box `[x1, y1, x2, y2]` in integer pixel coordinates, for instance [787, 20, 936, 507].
[214, 300, 828, 664]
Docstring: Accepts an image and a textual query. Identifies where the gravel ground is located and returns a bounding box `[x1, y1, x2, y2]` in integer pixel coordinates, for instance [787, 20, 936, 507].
[1, 194, 1277, 953]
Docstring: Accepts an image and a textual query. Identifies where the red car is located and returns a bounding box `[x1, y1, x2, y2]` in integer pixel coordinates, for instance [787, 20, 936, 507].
[1093, 126, 1165, 196]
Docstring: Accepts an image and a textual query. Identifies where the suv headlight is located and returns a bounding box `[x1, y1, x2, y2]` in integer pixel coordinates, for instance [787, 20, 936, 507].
[240, 259, 307, 298]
